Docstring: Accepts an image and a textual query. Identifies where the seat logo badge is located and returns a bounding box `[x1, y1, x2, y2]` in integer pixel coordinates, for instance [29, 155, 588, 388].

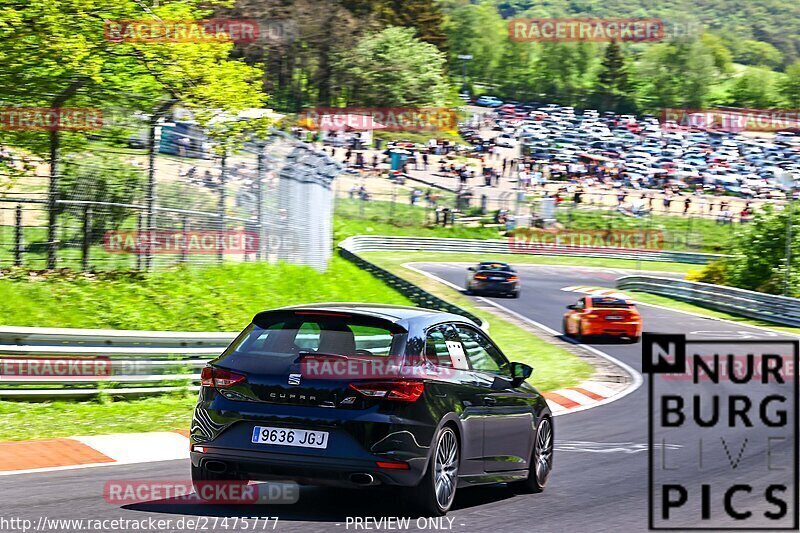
[340, 396, 356, 405]
[288, 373, 302, 386]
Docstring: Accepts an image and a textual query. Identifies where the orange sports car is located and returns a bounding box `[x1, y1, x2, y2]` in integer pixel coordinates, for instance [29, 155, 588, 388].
[562, 296, 642, 343]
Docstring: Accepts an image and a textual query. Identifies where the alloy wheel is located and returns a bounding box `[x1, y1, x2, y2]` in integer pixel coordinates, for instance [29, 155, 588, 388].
[434, 428, 459, 510]
[534, 418, 553, 486]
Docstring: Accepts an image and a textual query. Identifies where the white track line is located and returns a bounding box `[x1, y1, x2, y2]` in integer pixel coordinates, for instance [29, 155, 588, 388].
[409, 261, 798, 338]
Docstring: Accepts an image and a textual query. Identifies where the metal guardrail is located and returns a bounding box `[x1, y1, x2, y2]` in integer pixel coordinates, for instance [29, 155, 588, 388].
[616, 275, 800, 328]
[0, 326, 237, 347]
[338, 237, 486, 326]
[339, 235, 722, 264]
[0, 328, 233, 398]
[0, 326, 403, 398]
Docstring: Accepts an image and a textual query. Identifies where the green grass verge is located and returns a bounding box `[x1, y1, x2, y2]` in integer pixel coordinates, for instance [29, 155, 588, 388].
[361, 250, 695, 274]
[554, 208, 735, 254]
[628, 291, 800, 336]
[0, 394, 196, 441]
[0, 257, 412, 330]
[366, 254, 594, 392]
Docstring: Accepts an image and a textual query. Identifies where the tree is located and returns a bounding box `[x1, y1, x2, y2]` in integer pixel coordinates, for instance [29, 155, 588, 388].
[0, 0, 266, 186]
[736, 40, 783, 69]
[729, 68, 779, 108]
[700, 33, 734, 75]
[337, 27, 449, 107]
[779, 61, 800, 108]
[531, 43, 598, 107]
[442, 2, 506, 85]
[58, 152, 145, 241]
[699, 205, 800, 296]
[376, 0, 447, 50]
[637, 39, 715, 110]
[591, 41, 636, 113]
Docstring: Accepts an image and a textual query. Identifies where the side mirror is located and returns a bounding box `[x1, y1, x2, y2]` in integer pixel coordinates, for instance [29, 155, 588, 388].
[566, 304, 578, 310]
[509, 362, 533, 387]
[468, 266, 476, 271]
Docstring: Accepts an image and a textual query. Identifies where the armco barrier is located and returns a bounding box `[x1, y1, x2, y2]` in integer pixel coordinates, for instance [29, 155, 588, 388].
[616, 275, 800, 328]
[0, 235, 725, 398]
[338, 235, 721, 264]
[0, 329, 397, 398]
[338, 238, 484, 326]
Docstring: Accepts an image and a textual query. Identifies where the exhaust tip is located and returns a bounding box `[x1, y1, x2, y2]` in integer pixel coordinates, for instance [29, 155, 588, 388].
[350, 473, 374, 486]
[204, 460, 228, 474]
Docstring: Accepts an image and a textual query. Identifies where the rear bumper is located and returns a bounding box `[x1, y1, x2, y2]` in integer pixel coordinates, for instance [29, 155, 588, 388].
[470, 280, 518, 294]
[583, 321, 641, 337]
[191, 395, 436, 488]
[190, 447, 424, 487]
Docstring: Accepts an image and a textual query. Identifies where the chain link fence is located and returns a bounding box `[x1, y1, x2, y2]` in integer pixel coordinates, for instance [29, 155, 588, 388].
[0, 92, 342, 272]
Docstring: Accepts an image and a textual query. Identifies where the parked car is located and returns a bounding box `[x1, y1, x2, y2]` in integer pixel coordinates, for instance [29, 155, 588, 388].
[475, 96, 504, 107]
[495, 134, 517, 148]
[191, 304, 552, 515]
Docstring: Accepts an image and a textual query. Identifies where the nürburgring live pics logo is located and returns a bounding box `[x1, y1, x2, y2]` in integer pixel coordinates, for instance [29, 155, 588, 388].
[644, 333, 799, 529]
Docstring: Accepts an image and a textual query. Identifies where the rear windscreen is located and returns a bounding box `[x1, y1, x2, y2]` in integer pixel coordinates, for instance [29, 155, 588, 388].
[479, 263, 512, 272]
[214, 311, 407, 373]
[591, 297, 632, 309]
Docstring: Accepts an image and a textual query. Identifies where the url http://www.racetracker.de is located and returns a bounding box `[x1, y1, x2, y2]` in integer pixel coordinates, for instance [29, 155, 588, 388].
[0, 516, 281, 532]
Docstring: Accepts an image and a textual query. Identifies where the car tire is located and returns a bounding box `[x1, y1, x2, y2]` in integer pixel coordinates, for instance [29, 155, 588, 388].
[562, 318, 569, 336]
[629, 336, 641, 343]
[576, 322, 584, 342]
[191, 463, 247, 501]
[511, 290, 520, 299]
[512, 417, 553, 494]
[406, 425, 460, 516]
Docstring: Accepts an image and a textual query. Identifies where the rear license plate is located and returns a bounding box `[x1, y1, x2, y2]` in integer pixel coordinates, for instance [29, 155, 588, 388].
[251, 426, 329, 449]
[605, 315, 623, 320]
[490, 276, 505, 281]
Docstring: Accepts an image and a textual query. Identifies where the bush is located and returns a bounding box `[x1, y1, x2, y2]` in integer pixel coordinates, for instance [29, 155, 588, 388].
[687, 260, 728, 285]
[704, 204, 800, 296]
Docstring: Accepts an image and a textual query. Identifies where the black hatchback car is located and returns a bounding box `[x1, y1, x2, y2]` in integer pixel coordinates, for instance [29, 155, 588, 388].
[190, 304, 552, 515]
[465, 261, 521, 298]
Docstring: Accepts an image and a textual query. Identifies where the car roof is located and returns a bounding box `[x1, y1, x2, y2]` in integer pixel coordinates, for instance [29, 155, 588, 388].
[478, 261, 510, 266]
[261, 303, 476, 329]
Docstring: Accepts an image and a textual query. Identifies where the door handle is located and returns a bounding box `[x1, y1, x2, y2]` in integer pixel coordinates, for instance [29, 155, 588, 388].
[483, 396, 497, 406]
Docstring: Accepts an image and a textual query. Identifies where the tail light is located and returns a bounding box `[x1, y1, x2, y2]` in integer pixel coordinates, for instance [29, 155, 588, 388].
[349, 380, 424, 402]
[200, 366, 246, 388]
[474, 274, 488, 280]
[508, 275, 519, 281]
[376, 461, 410, 469]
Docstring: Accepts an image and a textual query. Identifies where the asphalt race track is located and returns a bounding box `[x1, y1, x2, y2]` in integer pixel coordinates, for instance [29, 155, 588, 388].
[2, 263, 796, 532]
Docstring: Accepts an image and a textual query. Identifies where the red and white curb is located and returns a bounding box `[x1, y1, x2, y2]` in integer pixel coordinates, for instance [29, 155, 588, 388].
[0, 430, 191, 476]
[561, 285, 630, 299]
[0, 379, 630, 475]
[543, 380, 626, 415]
